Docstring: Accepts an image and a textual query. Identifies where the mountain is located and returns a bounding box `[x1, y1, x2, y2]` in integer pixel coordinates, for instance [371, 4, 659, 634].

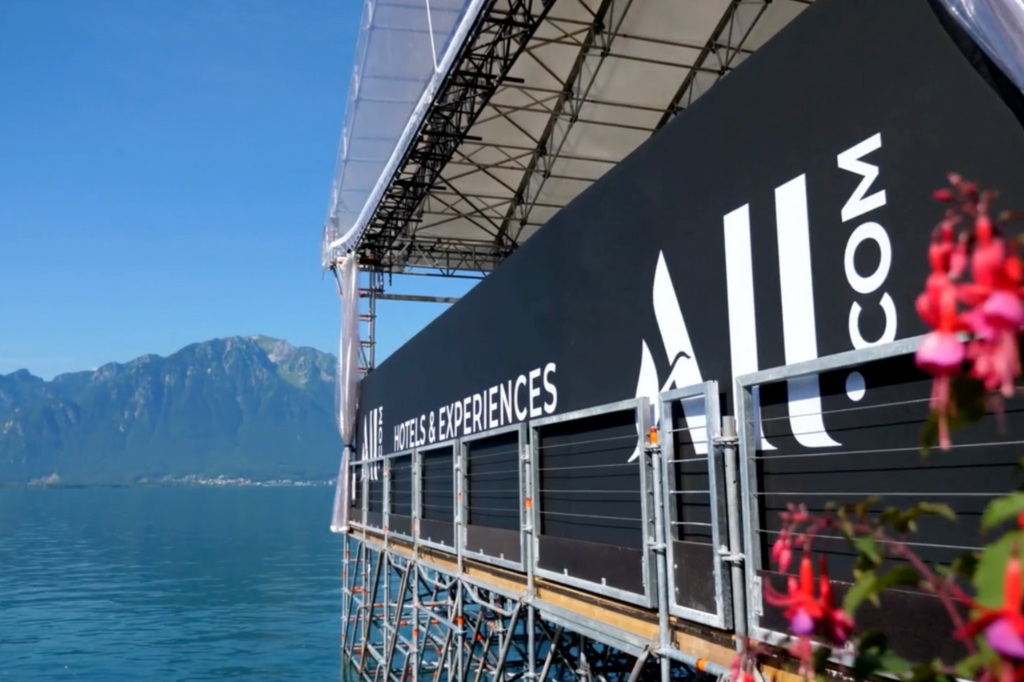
[0, 336, 341, 485]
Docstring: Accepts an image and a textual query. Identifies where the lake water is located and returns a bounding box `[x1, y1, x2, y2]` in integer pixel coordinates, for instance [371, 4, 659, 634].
[0, 486, 345, 681]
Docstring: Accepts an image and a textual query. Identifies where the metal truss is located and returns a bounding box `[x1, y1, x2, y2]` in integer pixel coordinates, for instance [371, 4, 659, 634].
[357, 0, 555, 271]
[341, 536, 723, 682]
[654, 0, 810, 130]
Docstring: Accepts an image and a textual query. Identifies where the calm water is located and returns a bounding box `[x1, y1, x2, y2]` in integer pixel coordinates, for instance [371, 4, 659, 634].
[0, 487, 344, 681]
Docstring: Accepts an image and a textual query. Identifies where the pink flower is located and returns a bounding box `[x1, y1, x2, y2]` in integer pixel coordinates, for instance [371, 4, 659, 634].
[957, 539, 1024, 670]
[764, 553, 853, 647]
[916, 278, 966, 450]
[772, 528, 794, 573]
[916, 330, 966, 376]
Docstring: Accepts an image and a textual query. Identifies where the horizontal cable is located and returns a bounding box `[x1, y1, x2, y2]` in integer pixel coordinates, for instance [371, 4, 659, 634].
[539, 509, 642, 523]
[466, 468, 520, 477]
[538, 461, 635, 472]
[756, 491, 998, 497]
[538, 488, 638, 495]
[666, 456, 710, 465]
[466, 447, 520, 460]
[467, 505, 518, 514]
[537, 432, 637, 450]
[755, 527, 981, 552]
[753, 438, 1024, 461]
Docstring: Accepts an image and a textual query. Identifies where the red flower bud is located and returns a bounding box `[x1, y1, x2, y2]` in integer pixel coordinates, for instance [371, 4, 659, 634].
[934, 189, 955, 202]
[778, 546, 793, 574]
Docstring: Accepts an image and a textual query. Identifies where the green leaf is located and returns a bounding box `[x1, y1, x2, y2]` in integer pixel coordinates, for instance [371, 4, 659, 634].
[982, 492, 1024, 532]
[955, 648, 998, 679]
[973, 529, 1024, 609]
[936, 553, 979, 581]
[854, 537, 884, 567]
[880, 652, 913, 675]
[908, 660, 946, 682]
[854, 497, 877, 521]
[812, 644, 832, 675]
[843, 571, 878, 614]
[844, 565, 920, 614]
[915, 502, 957, 521]
[858, 628, 887, 652]
[876, 564, 921, 592]
[851, 652, 883, 682]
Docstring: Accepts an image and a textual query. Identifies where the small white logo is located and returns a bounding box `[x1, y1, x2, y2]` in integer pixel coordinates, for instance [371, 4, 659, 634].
[360, 406, 383, 480]
[630, 253, 708, 462]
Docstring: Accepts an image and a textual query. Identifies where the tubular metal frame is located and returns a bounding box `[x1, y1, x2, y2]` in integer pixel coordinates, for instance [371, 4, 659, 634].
[528, 397, 656, 610]
[364, 455, 388, 531]
[734, 334, 926, 652]
[658, 381, 732, 630]
[385, 448, 417, 543]
[417, 440, 461, 555]
[341, 530, 730, 682]
[458, 422, 530, 572]
[349, 460, 368, 529]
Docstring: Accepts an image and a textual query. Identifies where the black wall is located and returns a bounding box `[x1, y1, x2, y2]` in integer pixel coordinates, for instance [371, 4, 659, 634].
[352, 0, 1024, 659]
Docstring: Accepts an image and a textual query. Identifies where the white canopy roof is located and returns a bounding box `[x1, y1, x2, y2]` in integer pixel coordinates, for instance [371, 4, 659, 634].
[323, 0, 813, 276]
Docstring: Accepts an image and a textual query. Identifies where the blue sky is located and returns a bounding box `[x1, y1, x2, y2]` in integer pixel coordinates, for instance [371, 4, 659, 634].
[0, 0, 470, 378]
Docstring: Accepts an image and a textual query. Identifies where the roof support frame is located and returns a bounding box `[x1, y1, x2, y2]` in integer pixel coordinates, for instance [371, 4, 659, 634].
[330, 0, 814, 278]
[493, 0, 636, 250]
[360, 0, 556, 271]
[654, 0, 772, 131]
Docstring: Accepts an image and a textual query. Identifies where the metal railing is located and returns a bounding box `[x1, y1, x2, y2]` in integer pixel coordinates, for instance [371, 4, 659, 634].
[658, 381, 733, 629]
[384, 449, 415, 540]
[343, 335, 1021, 673]
[459, 422, 529, 571]
[734, 334, 1022, 663]
[529, 397, 656, 609]
[418, 441, 458, 554]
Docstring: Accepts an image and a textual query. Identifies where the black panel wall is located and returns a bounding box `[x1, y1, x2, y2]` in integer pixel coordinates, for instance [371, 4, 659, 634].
[367, 470, 383, 529]
[465, 430, 522, 563]
[666, 399, 721, 617]
[388, 453, 413, 537]
[753, 354, 1024, 663]
[419, 445, 455, 549]
[535, 408, 645, 595]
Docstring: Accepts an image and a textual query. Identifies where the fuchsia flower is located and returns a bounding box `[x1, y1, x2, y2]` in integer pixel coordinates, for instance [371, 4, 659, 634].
[956, 536, 1024, 682]
[916, 223, 967, 449]
[917, 177, 1024, 445]
[764, 552, 854, 646]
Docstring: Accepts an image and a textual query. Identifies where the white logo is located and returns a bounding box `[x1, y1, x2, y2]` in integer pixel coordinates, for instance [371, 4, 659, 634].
[360, 406, 383, 481]
[631, 131, 895, 459]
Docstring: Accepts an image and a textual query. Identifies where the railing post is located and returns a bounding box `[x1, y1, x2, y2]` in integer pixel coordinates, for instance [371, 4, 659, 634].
[647, 429, 671, 682]
[719, 415, 749, 657]
[523, 434, 537, 682]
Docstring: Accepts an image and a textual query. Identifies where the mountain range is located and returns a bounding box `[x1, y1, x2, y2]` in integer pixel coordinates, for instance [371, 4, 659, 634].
[0, 336, 341, 485]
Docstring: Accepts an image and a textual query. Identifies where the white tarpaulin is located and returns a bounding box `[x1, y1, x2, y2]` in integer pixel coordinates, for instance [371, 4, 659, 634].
[321, 0, 486, 268]
[330, 256, 361, 532]
[939, 0, 1024, 94]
